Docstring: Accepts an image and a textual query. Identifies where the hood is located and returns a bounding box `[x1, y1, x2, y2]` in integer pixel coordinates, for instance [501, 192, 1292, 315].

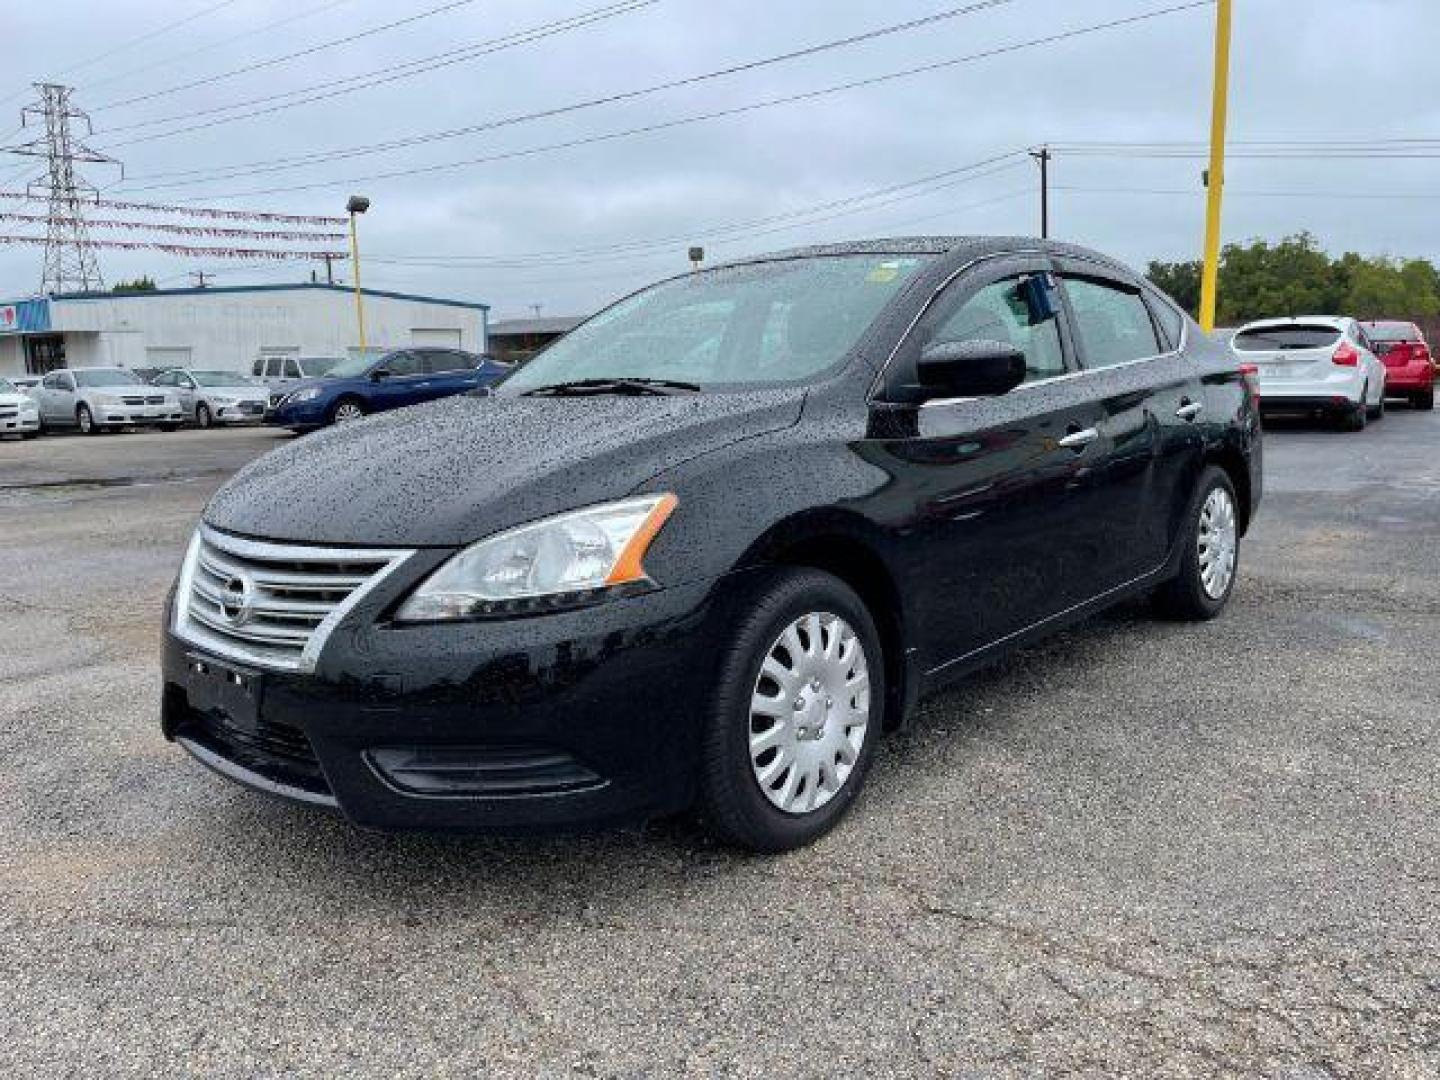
[204, 389, 804, 546]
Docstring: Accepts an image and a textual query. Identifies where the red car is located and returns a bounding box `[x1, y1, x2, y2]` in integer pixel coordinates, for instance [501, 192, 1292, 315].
[1363, 321, 1435, 410]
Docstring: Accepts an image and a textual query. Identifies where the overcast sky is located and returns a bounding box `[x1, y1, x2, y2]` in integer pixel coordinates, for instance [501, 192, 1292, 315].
[2, 0, 1438, 318]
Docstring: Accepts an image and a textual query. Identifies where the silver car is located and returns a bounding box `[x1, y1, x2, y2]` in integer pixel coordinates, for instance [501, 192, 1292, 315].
[251, 354, 344, 404]
[31, 367, 184, 434]
[0, 376, 41, 439]
[151, 368, 269, 427]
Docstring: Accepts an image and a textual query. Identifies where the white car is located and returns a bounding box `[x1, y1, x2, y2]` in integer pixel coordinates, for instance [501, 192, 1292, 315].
[150, 368, 270, 427]
[1230, 316, 1388, 431]
[251, 354, 344, 402]
[31, 367, 185, 434]
[0, 376, 41, 438]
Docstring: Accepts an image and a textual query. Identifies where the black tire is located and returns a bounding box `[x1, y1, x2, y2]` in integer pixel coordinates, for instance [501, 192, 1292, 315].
[1367, 390, 1385, 420]
[158, 424, 180, 432]
[1153, 465, 1241, 622]
[77, 403, 98, 435]
[697, 567, 885, 853]
[20, 431, 37, 440]
[196, 402, 213, 429]
[1337, 396, 1367, 432]
[329, 396, 366, 425]
[1415, 389, 1435, 411]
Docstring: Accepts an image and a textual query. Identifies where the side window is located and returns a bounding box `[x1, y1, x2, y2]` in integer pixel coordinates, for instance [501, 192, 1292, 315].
[252, 358, 264, 377]
[436, 350, 473, 372]
[1062, 277, 1162, 369]
[384, 351, 421, 377]
[929, 275, 1067, 384]
[60, 372, 75, 391]
[1143, 290, 1184, 351]
[282, 357, 301, 379]
[154, 371, 174, 386]
[42, 372, 62, 390]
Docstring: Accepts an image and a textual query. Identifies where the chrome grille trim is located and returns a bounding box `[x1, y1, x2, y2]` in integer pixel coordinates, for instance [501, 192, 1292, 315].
[173, 525, 416, 673]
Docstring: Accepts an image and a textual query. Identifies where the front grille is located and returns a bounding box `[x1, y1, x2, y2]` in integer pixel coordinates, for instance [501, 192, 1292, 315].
[121, 395, 145, 406]
[178, 702, 330, 797]
[0, 407, 16, 418]
[147, 394, 165, 405]
[174, 526, 414, 672]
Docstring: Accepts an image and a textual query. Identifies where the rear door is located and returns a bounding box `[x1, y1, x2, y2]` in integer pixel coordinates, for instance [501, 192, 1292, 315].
[1053, 262, 1198, 579]
[422, 349, 486, 400]
[366, 350, 427, 412]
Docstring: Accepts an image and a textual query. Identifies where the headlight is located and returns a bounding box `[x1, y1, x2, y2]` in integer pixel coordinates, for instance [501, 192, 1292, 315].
[395, 493, 678, 622]
[285, 387, 322, 404]
[93, 393, 121, 407]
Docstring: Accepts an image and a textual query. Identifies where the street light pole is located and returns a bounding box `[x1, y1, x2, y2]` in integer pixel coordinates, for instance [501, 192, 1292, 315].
[1199, 0, 1233, 332]
[346, 194, 370, 352]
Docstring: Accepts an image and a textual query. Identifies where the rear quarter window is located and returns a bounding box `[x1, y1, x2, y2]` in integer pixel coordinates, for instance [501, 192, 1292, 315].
[1233, 325, 1341, 351]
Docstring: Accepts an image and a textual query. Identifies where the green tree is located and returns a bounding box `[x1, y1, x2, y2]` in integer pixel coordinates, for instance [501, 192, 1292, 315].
[1145, 259, 1201, 315]
[111, 276, 157, 293]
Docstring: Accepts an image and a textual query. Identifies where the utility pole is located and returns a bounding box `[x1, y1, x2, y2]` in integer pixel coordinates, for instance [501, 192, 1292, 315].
[189, 270, 210, 288]
[1029, 146, 1052, 239]
[323, 253, 334, 285]
[529, 303, 543, 318]
[1199, 0, 1233, 332]
[1, 84, 120, 293]
[346, 195, 370, 352]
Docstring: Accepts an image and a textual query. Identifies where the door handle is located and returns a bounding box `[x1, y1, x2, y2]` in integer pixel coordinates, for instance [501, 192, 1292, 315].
[1057, 427, 1099, 450]
[1176, 401, 1204, 421]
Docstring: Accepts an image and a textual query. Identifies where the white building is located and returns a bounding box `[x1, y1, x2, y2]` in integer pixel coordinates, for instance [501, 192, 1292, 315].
[0, 283, 489, 376]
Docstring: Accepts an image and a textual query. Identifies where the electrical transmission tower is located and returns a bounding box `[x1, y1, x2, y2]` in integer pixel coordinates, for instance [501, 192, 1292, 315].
[2, 84, 121, 293]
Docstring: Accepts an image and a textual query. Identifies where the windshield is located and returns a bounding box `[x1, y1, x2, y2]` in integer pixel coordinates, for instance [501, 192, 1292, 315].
[302, 355, 344, 376]
[74, 368, 142, 387]
[0, 378, 16, 394]
[501, 254, 932, 393]
[1364, 322, 1420, 343]
[1233, 325, 1341, 352]
[324, 354, 384, 378]
[192, 370, 261, 387]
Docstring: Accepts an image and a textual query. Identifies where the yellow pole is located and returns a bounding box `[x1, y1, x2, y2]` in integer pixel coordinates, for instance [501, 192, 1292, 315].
[1198, 0, 1233, 332]
[348, 211, 367, 352]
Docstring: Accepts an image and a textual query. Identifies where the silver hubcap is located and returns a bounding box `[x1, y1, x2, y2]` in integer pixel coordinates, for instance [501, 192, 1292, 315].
[334, 402, 363, 422]
[1198, 487, 1238, 599]
[78, 409, 91, 432]
[749, 612, 870, 815]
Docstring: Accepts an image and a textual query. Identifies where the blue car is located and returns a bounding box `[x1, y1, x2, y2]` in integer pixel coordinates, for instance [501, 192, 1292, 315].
[267, 347, 510, 431]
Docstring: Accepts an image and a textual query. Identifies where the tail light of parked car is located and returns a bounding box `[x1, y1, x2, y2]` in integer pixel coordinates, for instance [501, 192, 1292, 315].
[1238, 362, 1260, 406]
[1332, 342, 1360, 367]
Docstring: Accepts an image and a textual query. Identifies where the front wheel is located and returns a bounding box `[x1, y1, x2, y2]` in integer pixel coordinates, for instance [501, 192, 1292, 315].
[196, 402, 213, 428]
[698, 568, 884, 853]
[330, 397, 366, 425]
[77, 404, 98, 435]
[1154, 466, 1240, 621]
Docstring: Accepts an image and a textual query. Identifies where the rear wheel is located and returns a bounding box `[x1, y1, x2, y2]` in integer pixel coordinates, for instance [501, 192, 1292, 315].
[1338, 393, 1367, 432]
[1154, 466, 1240, 621]
[1367, 387, 1385, 420]
[1415, 389, 1435, 411]
[698, 568, 884, 853]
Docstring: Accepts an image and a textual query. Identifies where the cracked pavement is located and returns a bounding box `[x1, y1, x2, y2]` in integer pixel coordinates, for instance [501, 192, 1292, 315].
[1, 417, 1438, 1077]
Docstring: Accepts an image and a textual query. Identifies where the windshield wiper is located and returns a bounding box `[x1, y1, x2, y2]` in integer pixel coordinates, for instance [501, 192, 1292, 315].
[522, 377, 701, 397]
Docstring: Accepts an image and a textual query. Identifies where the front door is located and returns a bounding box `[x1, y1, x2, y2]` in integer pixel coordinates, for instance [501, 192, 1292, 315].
[867, 256, 1162, 674]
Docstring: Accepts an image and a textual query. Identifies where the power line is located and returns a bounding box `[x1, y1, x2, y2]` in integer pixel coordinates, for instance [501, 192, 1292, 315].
[1055, 184, 1440, 200]
[95, 0, 663, 144]
[101, 0, 1013, 152]
[94, 0, 486, 112]
[369, 155, 1031, 270]
[0, 189, 345, 224]
[0, 209, 345, 241]
[0, 0, 246, 109]
[114, 0, 1214, 199]
[78, 0, 361, 94]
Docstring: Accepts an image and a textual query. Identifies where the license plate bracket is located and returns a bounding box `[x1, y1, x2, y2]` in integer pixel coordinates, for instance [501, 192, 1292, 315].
[185, 653, 264, 734]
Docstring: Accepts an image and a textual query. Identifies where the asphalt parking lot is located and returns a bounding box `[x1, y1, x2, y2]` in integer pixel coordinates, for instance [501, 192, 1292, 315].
[2, 413, 1438, 1076]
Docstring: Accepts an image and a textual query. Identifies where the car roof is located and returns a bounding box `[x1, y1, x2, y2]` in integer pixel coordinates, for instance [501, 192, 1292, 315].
[1235, 316, 1350, 330]
[713, 235, 1137, 275]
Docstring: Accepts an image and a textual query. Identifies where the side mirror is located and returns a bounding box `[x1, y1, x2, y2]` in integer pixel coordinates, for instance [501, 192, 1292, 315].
[369, 368, 390, 382]
[917, 339, 1026, 399]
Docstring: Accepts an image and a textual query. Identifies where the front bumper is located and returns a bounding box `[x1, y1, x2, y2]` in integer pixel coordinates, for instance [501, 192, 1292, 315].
[98, 407, 184, 426]
[0, 412, 39, 433]
[161, 574, 728, 833]
[210, 401, 269, 424]
[265, 397, 329, 429]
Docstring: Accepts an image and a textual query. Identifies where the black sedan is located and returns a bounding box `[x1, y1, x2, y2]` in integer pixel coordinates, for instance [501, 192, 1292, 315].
[161, 237, 1261, 852]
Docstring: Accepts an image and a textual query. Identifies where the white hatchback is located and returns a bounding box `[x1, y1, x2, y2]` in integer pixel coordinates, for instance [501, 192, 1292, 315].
[1230, 317, 1387, 431]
